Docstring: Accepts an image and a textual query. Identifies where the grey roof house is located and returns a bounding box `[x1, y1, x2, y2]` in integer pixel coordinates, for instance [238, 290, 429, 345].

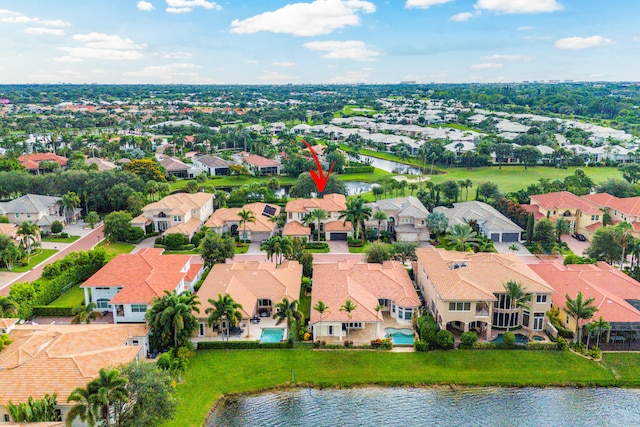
[0, 194, 78, 230]
[366, 196, 430, 242]
[192, 155, 233, 176]
[434, 201, 523, 243]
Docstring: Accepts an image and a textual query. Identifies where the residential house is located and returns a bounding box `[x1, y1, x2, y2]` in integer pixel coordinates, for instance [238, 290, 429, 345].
[530, 261, 640, 349]
[365, 196, 430, 242]
[415, 248, 555, 339]
[131, 192, 213, 239]
[17, 153, 68, 174]
[268, 122, 286, 135]
[285, 194, 352, 241]
[85, 157, 117, 171]
[435, 201, 523, 243]
[81, 248, 203, 323]
[311, 261, 421, 343]
[582, 193, 640, 236]
[0, 324, 149, 423]
[0, 194, 78, 231]
[234, 152, 283, 175]
[158, 156, 204, 179]
[205, 202, 280, 242]
[196, 261, 302, 339]
[193, 155, 233, 176]
[528, 191, 603, 239]
[282, 220, 311, 241]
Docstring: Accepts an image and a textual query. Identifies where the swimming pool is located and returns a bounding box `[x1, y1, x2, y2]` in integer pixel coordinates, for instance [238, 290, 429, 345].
[260, 328, 285, 343]
[385, 328, 414, 345]
[491, 333, 529, 344]
[531, 335, 545, 342]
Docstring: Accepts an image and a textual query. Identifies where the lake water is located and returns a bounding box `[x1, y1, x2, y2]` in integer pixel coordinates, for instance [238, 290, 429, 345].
[208, 387, 640, 427]
[275, 181, 378, 198]
[350, 154, 424, 175]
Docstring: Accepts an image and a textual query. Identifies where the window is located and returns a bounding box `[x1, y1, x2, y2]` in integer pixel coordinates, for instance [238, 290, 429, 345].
[346, 322, 363, 329]
[173, 215, 182, 222]
[132, 340, 139, 345]
[199, 323, 205, 336]
[15, 213, 19, 218]
[449, 302, 471, 311]
[131, 304, 147, 313]
[258, 299, 271, 307]
[566, 315, 570, 325]
[536, 295, 547, 304]
[591, 215, 600, 221]
[4, 415, 9, 422]
[328, 325, 334, 336]
[96, 299, 110, 309]
[26, 213, 31, 218]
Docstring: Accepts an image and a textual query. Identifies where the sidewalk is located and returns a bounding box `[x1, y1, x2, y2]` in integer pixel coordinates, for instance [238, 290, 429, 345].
[0, 225, 104, 296]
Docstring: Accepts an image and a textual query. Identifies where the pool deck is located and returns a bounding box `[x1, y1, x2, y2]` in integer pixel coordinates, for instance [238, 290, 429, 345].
[317, 313, 414, 345]
[191, 317, 287, 343]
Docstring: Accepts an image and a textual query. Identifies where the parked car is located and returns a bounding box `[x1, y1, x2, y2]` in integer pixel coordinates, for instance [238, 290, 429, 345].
[572, 233, 587, 241]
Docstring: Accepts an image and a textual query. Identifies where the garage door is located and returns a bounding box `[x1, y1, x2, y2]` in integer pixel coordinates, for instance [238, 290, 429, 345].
[490, 233, 500, 242]
[502, 233, 520, 242]
[330, 232, 348, 241]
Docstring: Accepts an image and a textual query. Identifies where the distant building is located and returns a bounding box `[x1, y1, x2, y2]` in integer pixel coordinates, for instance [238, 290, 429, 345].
[192, 155, 233, 176]
[17, 153, 68, 174]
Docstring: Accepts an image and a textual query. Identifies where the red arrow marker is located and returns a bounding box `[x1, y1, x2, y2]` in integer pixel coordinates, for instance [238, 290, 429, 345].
[303, 140, 336, 193]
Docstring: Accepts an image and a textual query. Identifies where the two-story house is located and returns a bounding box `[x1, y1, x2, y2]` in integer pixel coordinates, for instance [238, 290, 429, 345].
[284, 193, 352, 241]
[17, 153, 68, 174]
[131, 192, 213, 239]
[528, 191, 603, 239]
[81, 248, 203, 323]
[366, 196, 430, 242]
[415, 248, 555, 340]
[435, 201, 523, 243]
[582, 193, 640, 237]
[0, 194, 76, 231]
[205, 202, 281, 242]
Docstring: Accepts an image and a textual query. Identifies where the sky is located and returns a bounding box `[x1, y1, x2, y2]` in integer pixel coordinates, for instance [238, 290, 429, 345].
[0, 0, 639, 85]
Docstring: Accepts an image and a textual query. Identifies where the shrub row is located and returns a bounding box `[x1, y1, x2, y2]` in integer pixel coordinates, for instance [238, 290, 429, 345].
[304, 242, 329, 250]
[32, 306, 74, 317]
[348, 238, 364, 247]
[154, 244, 196, 251]
[197, 341, 293, 350]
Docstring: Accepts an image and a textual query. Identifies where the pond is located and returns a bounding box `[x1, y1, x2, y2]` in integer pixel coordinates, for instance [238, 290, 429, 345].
[349, 154, 424, 175]
[274, 181, 379, 198]
[208, 387, 640, 427]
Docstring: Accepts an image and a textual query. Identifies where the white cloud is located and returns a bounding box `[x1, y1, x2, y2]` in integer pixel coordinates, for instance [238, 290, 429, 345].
[256, 70, 299, 83]
[2, 14, 38, 23]
[470, 62, 503, 69]
[53, 56, 83, 63]
[329, 70, 370, 84]
[406, 0, 453, 9]
[165, 0, 221, 13]
[632, 36, 640, 42]
[56, 33, 147, 61]
[230, 0, 375, 37]
[449, 12, 474, 22]
[303, 40, 379, 61]
[0, 9, 70, 26]
[24, 27, 65, 36]
[474, 0, 563, 14]
[518, 26, 533, 31]
[245, 59, 259, 64]
[272, 61, 297, 67]
[555, 35, 614, 49]
[138, 1, 155, 11]
[40, 19, 71, 27]
[162, 51, 192, 59]
[482, 54, 534, 62]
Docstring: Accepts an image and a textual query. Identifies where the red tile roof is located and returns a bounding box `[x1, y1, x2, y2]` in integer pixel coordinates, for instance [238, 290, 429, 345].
[583, 192, 640, 216]
[242, 154, 281, 168]
[520, 203, 544, 221]
[324, 220, 353, 232]
[81, 248, 194, 304]
[530, 262, 640, 324]
[18, 153, 68, 170]
[530, 191, 601, 215]
[283, 220, 311, 236]
[285, 193, 347, 213]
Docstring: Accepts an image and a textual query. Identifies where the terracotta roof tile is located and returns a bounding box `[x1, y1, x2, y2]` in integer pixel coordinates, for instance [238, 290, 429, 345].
[530, 191, 601, 214]
[283, 220, 310, 236]
[324, 220, 353, 232]
[285, 194, 347, 213]
[205, 203, 280, 233]
[17, 153, 68, 170]
[583, 192, 640, 216]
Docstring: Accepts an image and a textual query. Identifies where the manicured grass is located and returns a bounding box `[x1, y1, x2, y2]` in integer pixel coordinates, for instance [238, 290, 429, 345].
[163, 249, 202, 255]
[336, 168, 391, 182]
[0, 249, 58, 273]
[305, 247, 330, 253]
[165, 349, 617, 427]
[42, 235, 81, 243]
[234, 244, 249, 254]
[44, 284, 84, 308]
[96, 241, 135, 261]
[348, 245, 367, 253]
[601, 353, 640, 386]
[298, 288, 311, 321]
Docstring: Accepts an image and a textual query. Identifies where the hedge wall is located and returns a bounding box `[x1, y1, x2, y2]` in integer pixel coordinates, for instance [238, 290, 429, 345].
[343, 166, 375, 174]
[32, 306, 75, 317]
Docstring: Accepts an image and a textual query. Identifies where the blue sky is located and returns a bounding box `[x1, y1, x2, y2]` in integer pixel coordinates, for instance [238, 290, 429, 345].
[0, 0, 638, 84]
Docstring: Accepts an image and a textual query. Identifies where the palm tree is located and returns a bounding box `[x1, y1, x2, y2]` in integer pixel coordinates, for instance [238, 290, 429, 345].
[145, 291, 201, 349]
[338, 196, 372, 243]
[61, 191, 81, 225]
[237, 208, 256, 243]
[90, 368, 128, 426]
[408, 182, 418, 196]
[273, 297, 303, 343]
[565, 291, 598, 343]
[260, 237, 277, 262]
[374, 303, 385, 338]
[306, 208, 328, 242]
[145, 180, 159, 201]
[372, 211, 388, 240]
[589, 316, 611, 349]
[340, 299, 357, 340]
[555, 217, 570, 243]
[313, 301, 329, 338]
[503, 280, 531, 332]
[508, 243, 520, 253]
[1, 242, 25, 271]
[85, 211, 100, 229]
[615, 221, 634, 267]
[445, 223, 479, 251]
[206, 293, 243, 341]
[17, 221, 39, 255]
[66, 386, 97, 427]
[464, 179, 473, 201]
[71, 302, 103, 324]
[0, 296, 18, 317]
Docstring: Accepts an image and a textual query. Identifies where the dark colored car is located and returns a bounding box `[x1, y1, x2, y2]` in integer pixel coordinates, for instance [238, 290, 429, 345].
[572, 233, 586, 241]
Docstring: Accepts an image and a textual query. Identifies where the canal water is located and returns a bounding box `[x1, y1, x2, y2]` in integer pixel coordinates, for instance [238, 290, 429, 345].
[208, 386, 639, 427]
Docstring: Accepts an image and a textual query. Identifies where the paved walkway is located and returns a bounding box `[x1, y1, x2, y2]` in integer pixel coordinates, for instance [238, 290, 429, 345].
[327, 241, 349, 253]
[0, 225, 104, 296]
[131, 236, 157, 254]
[561, 234, 590, 256]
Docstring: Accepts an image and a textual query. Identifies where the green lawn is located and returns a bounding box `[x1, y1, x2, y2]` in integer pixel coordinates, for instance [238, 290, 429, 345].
[348, 245, 368, 253]
[162, 249, 202, 255]
[44, 284, 84, 308]
[336, 168, 391, 182]
[234, 244, 249, 254]
[165, 349, 617, 427]
[96, 241, 135, 261]
[42, 235, 81, 243]
[0, 249, 58, 273]
[601, 353, 640, 386]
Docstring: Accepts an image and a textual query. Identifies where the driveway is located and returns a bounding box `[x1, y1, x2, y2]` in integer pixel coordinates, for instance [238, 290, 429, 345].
[493, 241, 531, 255]
[131, 236, 157, 254]
[327, 241, 349, 253]
[0, 225, 104, 296]
[561, 234, 590, 256]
